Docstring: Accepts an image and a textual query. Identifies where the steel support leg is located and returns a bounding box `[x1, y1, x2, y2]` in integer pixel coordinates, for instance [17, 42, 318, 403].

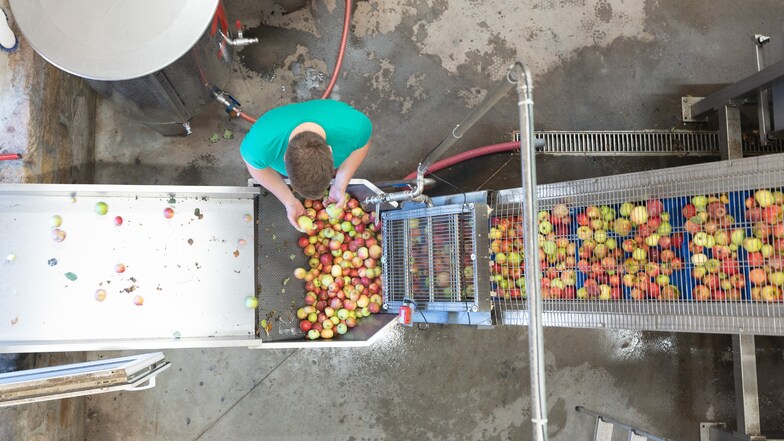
[719, 105, 743, 160]
[732, 334, 761, 436]
[772, 83, 784, 138]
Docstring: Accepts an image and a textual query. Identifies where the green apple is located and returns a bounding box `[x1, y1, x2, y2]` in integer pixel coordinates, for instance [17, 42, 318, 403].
[632, 247, 647, 261]
[619, 202, 634, 217]
[539, 220, 553, 235]
[692, 253, 708, 266]
[731, 229, 745, 246]
[755, 189, 775, 208]
[693, 231, 709, 247]
[692, 195, 708, 211]
[769, 272, 784, 286]
[743, 237, 763, 253]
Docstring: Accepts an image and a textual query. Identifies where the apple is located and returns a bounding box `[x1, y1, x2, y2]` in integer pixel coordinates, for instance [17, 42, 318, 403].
[691, 195, 708, 211]
[743, 237, 763, 253]
[693, 284, 711, 301]
[769, 271, 784, 286]
[755, 189, 775, 207]
[647, 199, 664, 217]
[749, 268, 767, 285]
[706, 201, 726, 219]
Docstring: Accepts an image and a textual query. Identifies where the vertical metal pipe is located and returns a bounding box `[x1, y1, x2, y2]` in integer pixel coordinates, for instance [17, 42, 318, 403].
[512, 62, 549, 441]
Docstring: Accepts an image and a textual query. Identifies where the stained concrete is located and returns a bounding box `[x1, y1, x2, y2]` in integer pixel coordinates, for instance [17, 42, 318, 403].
[0, 2, 93, 439]
[0, 0, 96, 185]
[37, 0, 784, 439]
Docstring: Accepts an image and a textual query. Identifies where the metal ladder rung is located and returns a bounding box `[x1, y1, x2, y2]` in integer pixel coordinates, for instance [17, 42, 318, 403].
[578, 407, 666, 441]
[595, 419, 613, 441]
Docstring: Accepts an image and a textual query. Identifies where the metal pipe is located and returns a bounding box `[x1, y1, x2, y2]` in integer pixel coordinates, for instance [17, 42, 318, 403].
[512, 61, 548, 441]
[219, 29, 259, 46]
[363, 169, 426, 206]
[419, 75, 516, 173]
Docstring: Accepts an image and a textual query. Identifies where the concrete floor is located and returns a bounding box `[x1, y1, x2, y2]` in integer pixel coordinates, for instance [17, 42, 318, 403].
[79, 0, 784, 440]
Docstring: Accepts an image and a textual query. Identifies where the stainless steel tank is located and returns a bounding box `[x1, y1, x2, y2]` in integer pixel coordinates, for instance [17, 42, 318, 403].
[10, 0, 235, 136]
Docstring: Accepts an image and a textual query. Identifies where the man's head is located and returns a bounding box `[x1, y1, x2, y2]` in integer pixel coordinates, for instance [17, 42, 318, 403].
[285, 131, 334, 199]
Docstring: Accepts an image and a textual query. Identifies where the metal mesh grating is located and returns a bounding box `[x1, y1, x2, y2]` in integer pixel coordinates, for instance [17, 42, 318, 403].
[510, 130, 784, 156]
[382, 204, 481, 312]
[489, 153, 784, 336]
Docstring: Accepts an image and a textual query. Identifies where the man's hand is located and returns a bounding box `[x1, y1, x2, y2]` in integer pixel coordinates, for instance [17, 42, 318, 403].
[328, 184, 348, 209]
[285, 199, 306, 230]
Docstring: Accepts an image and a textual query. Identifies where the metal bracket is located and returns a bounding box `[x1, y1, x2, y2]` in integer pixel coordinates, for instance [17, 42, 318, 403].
[700, 423, 727, 441]
[683, 97, 709, 122]
[719, 104, 744, 160]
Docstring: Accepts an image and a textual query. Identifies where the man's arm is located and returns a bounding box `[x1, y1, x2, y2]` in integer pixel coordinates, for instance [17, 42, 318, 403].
[330, 143, 370, 208]
[245, 162, 305, 229]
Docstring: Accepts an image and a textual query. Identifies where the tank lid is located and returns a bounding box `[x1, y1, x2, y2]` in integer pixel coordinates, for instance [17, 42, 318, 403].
[9, 0, 220, 81]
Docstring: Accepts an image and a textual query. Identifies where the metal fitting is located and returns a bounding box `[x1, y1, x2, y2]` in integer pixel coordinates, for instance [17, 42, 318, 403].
[363, 166, 430, 207]
[219, 30, 259, 47]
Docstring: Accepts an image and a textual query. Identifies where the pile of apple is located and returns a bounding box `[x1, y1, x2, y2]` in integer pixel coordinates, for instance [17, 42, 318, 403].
[292, 196, 383, 340]
[575, 200, 684, 300]
[731, 189, 784, 302]
[682, 194, 747, 301]
[745, 189, 784, 301]
[489, 215, 526, 299]
[489, 204, 579, 300]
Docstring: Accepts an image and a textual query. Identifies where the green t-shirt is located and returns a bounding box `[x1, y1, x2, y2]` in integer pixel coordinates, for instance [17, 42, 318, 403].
[240, 100, 372, 174]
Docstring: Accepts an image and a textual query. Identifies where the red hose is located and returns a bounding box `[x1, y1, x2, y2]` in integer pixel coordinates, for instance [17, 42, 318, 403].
[0, 153, 21, 161]
[321, 0, 351, 99]
[238, 111, 257, 124]
[403, 141, 520, 179]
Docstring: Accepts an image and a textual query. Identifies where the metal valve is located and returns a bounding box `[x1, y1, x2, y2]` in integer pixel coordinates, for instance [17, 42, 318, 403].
[220, 20, 259, 47]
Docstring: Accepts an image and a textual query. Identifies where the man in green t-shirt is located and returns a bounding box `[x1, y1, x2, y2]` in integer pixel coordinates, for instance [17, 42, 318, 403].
[240, 100, 372, 229]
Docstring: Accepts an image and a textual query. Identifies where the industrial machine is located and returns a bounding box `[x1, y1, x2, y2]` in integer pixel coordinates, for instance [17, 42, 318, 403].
[8, 0, 257, 136]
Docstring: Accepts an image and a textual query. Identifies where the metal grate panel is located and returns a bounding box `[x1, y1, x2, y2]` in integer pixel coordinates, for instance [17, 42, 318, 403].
[510, 130, 784, 156]
[382, 203, 485, 312]
[489, 153, 784, 336]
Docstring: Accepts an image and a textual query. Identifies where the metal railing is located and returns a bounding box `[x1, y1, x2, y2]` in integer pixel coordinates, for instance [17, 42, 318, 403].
[510, 130, 784, 156]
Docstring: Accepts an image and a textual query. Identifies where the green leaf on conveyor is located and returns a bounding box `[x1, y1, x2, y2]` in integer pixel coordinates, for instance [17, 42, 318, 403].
[209, 133, 220, 143]
[64, 272, 77, 281]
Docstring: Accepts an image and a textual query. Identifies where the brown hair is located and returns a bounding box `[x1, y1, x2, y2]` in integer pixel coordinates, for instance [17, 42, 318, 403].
[285, 131, 333, 199]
